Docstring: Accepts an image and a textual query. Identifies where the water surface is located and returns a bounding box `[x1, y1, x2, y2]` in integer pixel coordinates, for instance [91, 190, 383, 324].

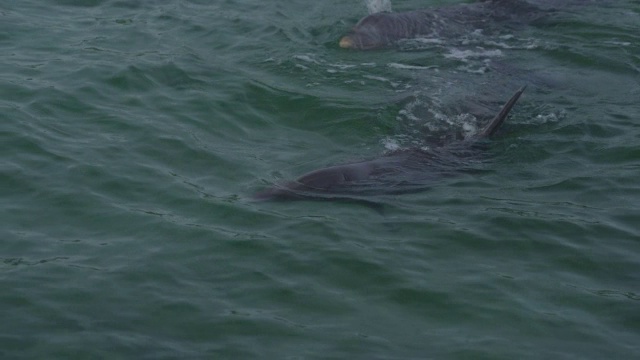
[1, 0, 639, 358]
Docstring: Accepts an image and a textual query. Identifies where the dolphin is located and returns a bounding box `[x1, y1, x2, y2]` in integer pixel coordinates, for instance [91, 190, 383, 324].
[339, 0, 546, 50]
[254, 86, 526, 201]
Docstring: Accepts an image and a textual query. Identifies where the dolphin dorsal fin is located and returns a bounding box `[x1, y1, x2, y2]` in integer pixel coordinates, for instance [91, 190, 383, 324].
[473, 86, 526, 139]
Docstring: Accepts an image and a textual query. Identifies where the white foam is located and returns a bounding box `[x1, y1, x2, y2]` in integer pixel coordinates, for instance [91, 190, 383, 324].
[328, 63, 357, 70]
[535, 110, 566, 124]
[292, 54, 320, 64]
[388, 63, 438, 71]
[362, 75, 400, 88]
[410, 38, 444, 45]
[397, 108, 422, 123]
[444, 48, 503, 61]
[364, 0, 392, 14]
[603, 40, 631, 47]
[456, 63, 491, 74]
[381, 137, 401, 151]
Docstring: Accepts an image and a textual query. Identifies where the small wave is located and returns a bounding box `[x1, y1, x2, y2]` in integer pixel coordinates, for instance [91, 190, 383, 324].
[293, 55, 379, 75]
[444, 48, 504, 61]
[602, 40, 632, 47]
[387, 63, 438, 71]
[397, 37, 445, 51]
[381, 137, 401, 151]
[485, 39, 540, 50]
[535, 110, 566, 124]
[292, 54, 321, 64]
[362, 75, 401, 88]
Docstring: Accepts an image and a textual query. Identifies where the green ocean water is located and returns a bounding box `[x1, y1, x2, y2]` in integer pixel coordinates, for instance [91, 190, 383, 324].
[2, 0, 639, 358]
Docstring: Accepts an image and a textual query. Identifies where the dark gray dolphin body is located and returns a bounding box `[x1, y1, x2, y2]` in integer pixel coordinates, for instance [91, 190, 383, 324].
[339, 0, 542, 50]
[254, 86, 526, 201]
[340, 0, 552, 50]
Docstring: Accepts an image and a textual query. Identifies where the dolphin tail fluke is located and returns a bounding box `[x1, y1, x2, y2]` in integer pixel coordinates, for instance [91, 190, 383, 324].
[475, 85, 526, 139]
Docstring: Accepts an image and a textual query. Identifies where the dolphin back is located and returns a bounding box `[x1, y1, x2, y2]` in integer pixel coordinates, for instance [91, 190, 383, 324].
[255, 87, 526, 201]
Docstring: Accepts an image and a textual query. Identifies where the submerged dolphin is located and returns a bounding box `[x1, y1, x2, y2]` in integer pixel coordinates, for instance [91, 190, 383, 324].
[339, 0, 545, 50]
[255, 86, 526, 201]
